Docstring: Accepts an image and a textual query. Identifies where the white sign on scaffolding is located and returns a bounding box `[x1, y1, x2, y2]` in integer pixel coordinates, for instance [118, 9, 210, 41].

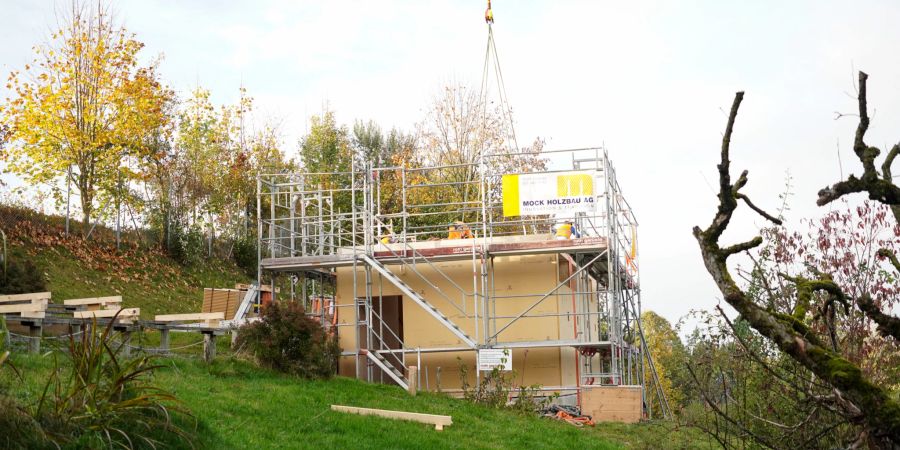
[478, 348, 512, 371]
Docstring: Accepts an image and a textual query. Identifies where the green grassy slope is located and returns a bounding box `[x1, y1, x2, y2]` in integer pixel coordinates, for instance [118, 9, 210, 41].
[7, 355, 709, 449]
[1, 205, 250, 317]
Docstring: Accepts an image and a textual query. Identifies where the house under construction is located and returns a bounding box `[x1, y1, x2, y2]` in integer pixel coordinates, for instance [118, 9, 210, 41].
[256, 147, 668, 421]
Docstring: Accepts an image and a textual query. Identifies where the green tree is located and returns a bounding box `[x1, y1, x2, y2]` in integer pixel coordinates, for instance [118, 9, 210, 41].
[641, 310, 687, 414]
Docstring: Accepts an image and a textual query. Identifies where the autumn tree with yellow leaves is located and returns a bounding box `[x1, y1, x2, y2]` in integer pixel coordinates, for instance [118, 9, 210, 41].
[1, 2, 173, 232]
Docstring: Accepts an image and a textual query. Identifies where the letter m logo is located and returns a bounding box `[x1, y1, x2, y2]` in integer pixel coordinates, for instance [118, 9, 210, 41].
[557, 173, 593, 197]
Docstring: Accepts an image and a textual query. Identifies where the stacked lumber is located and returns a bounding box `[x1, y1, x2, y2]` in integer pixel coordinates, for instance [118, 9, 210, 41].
[155, 312, 224, 328]
[201, 289, 244, 319]
[65, 296, 139, 324]
[0, 292, 51, 319]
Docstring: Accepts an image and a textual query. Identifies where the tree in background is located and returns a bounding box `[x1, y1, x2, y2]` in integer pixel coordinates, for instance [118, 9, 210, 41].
[641, 311, 688, 414]
[1, 1, 172, 232]
[352, 120, 418, 220]
[299, 110, 354, 223]
[415, 83, 545, 232]
[693, 73, 900, 448]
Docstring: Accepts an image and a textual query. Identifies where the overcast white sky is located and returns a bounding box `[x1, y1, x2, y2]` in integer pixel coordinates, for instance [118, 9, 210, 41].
[3, 1, 900, 327]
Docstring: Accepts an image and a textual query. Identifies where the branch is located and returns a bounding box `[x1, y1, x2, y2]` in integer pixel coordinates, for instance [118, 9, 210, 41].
[856, 294, 900, 341]
[817, 72, 900, 222]
[685, 363, 778, 450]
[736, 193, 783, 225]
[721, 236, 763, 258]
[882, 144, 898, 182]
[877, 248, 900, 273]
[853, 72, 874, 174]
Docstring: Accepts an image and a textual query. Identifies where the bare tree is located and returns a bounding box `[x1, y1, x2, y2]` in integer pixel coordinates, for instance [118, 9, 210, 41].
[694, 73, 900, 448]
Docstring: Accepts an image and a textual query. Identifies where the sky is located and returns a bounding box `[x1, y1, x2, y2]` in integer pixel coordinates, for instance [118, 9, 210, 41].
[2, 0, 900, 328]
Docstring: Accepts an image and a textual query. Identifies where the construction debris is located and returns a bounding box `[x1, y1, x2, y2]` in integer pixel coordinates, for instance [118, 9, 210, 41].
[540, 404, 595, 427]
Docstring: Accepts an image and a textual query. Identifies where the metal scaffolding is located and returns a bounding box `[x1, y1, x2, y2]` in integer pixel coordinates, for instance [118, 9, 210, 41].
[256, 146, 669, 419]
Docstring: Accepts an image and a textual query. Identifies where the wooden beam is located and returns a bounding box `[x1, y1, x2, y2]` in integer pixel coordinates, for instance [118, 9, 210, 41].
[330, 405, 452, 431]
[0, 302, 47, 314]
[154, 312, 225, 322]
[408, 366, 418, 396]
[63, 296, 122, 306]
[74, 308, 139, 319]
[0, 292, 51, 303]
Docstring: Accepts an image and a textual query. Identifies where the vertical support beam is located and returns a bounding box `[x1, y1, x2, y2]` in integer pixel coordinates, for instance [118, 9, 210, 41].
[121, 330, 132, 357]
[290, 183, 296, 256]
[257, 175, 263, 284]
[159, 328, 170, 353]
[203, 333, 216, 363]
[407, 366, 418, 396]
[70, 322, 82, 338]
[28, 323, 41, 354]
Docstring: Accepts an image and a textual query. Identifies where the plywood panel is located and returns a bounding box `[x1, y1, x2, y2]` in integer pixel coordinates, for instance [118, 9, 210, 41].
[582, 386, 642, 423]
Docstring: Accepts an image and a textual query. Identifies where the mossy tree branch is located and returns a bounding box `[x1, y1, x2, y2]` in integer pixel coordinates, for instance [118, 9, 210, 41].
[817, 72, 900, 221]
[694, 91, 900, 447]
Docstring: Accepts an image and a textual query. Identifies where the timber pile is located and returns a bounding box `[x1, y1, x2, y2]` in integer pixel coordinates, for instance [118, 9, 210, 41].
[201, 288, 244, 319]
[201, 284, 278, 320]
[65, 296, 139, 324]
[0, 292, 51, 318]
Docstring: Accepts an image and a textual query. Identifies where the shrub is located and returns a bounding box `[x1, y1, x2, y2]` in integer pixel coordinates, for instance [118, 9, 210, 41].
[167, 223, 206, 266]
[232, 235, 258, 276]
[457, 357, 553, 412]
[0, 258, 47, 295]
[235, 301, 340, 379]
[35, 317, 195, 448]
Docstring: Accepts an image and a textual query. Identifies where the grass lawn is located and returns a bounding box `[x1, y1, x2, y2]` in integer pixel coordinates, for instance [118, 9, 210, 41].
[5, 353, 712, 450]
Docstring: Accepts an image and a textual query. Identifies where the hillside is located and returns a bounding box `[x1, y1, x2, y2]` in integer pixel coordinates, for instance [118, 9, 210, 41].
[7, 354, 707, 449]
[0, 205, 250, 317]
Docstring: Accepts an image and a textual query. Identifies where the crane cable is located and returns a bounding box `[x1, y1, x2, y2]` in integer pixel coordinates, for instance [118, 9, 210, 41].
[479, 2, 521, 155]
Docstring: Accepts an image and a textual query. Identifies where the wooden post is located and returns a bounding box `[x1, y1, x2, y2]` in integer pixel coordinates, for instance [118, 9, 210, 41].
[231, 329, 238, 346]
[120, 330, 132, 357]
[28, 324, 41, 354]
[408, 366, 418, 396]
[159, 328, 170, 353]
[203, 333, 216, 363]
[436, 366, 442, 392]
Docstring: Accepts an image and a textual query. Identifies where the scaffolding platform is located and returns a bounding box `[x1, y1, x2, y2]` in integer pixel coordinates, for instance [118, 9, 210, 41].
[261, 235, 609, 271]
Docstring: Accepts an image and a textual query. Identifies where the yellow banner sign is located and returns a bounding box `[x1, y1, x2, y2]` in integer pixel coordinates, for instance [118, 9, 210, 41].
[502, 171, 597, 217]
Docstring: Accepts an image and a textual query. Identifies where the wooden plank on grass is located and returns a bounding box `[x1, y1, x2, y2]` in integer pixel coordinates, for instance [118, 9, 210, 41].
[330, 405, 452, 431]
[154, 312, 225, 322]
[0, 292, 51, 303]
[63, 296, 122, 306]
[74, 308, 139, 319]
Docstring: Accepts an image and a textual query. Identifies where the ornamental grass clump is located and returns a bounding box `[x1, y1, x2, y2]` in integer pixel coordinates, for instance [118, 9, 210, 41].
[34, 315, 195, 448]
